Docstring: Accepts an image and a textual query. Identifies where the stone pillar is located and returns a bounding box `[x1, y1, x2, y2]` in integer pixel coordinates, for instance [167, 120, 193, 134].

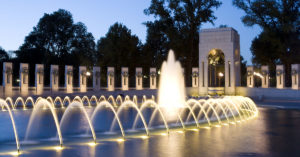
[35, 64, 44, 94]
[79, 66, 87, 92]
[136, 67, 143, 90]
[107, 67, 115, 91]
[247, 66, 254, 88]
[276, 65, 285, 89]
[65, 65, 73, 93]
[93, 66, 100, 91]
[199, 60, 208, 95]
[192, 67, 199, 87]
[20, 63, 29, 93]
[121, 67, 129, 90]
[261, 65, 269, 88]
[50, 65, 59, 92]
[291, 64, 300, 90]
[225, 59, 237, 95]
[3, 62, 13, 96]
[150, 68, 157, 89]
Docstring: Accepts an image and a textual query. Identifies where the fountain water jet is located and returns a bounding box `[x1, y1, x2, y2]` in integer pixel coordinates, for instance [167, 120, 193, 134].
[25, 99, 63, 147]
[82, 96, 92, 107]
[4, 97, 14, 110]
[60, 101, 97, 143]
[0, 100, 20, 153]
[158, 50, 186, 121]
[110, 100, 149, 136]
[132, 100, 169, 134]
[91, 101, 125, 138]
[186, 99, 211, 126]
[54, 96, 64, 108]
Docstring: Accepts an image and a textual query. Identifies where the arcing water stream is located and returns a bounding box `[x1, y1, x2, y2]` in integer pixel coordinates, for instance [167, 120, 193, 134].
[0, 50, 258, 155]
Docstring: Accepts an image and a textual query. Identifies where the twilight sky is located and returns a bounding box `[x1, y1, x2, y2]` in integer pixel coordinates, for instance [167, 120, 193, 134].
[0, 0, 261, 64]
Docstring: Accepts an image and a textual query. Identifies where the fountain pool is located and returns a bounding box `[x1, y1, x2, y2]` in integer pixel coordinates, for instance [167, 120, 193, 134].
[0, 50, 258, 156]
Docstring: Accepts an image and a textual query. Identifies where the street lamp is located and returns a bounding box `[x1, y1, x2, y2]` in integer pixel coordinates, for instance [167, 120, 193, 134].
[86, 71, 91, 77]
[218, 72, 224, 87]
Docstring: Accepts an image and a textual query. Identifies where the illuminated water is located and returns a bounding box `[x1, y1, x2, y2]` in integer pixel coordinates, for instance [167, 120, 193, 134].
[157, 51, 187, 123]
[0, 50, 261, 156]
[0, 107, 299, 156]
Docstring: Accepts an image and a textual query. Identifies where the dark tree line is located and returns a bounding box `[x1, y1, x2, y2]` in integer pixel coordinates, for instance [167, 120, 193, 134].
[1, 0, 297, 87]
[0, 2, 223, 87]
[233, 0, 300, 87]
[143, 0, 222, 85]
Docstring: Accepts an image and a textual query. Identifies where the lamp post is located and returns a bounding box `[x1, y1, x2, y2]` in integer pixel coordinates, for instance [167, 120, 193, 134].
[218, 72, 224, 87]
[86, 71, 91, 77]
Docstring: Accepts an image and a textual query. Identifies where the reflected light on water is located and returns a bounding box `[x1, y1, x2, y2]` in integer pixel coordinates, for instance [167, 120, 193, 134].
[202, 126, 211, 130]
[53, 146, 63, 151]
[190, 128, 199, 132]
[140, 135, 149, 139]
[160, 133, 168, 136]
[176, 131, 184, 134]
[87, 142, 97, 147]
[9, 151, 21, 156]
[116, 138, 125, 142]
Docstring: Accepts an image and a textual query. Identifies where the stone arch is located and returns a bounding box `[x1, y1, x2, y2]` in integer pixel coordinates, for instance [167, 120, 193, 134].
[207, 49, 225, 87]
[199, 27, 241, 95]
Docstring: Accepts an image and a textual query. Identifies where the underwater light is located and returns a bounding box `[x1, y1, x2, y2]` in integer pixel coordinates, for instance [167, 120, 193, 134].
[0, 83, 259, 154]
[9, 151, 20, 156]
[53, 146, 63, 151]
[160, 133, 168, 136]
[88, 142, 97, 146]
[140, 135, 149, 139]
[116, 138, 125, 142]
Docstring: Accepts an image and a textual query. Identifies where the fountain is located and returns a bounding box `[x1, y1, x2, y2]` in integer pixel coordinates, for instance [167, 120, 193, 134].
[158, 50, 186, 108]
[25, 99, 63, 147]
[0, 50, 258, 155]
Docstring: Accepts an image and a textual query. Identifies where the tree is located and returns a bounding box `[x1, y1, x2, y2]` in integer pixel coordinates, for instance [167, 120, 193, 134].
[96, 23, 142, 87]
[16, 9, 96, 86]
[144, 0, 222, 85]
[70, 22, 96, 66]
[96, 23, 142, 67]
[17, 9, 96, 66]
[142, 20, 169, 69]
[0, 47, 9, 61]
[240, 55, 247, 86]
[233, 0, 300, 86]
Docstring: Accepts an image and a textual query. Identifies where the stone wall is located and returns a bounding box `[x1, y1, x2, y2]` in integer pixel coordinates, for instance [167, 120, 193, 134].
[236, 87, 300, 100]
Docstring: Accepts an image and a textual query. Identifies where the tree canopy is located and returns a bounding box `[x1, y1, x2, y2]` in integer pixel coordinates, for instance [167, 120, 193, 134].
[96, 23, 143, 87]
[233, 0, 300, 86]
[144, 0, 222, 85]
[0, 47, 9, 61]
[16, 9, 96, 66]
[96, 23, 142, 67]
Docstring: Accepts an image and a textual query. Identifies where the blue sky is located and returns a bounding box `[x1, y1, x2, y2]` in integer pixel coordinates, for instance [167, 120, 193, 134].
[0, 0, 261, 64]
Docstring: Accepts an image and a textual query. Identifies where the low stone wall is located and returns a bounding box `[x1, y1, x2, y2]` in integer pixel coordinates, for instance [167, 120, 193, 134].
[236, 87, 300, 100]
[186, 87, 199, 96]
[2, 85, 299, 101]
[0, 88, 157, 99]
[185, 86, 300, 100]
